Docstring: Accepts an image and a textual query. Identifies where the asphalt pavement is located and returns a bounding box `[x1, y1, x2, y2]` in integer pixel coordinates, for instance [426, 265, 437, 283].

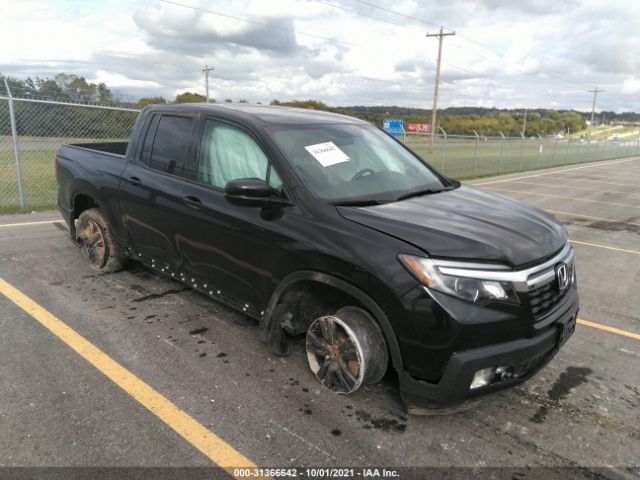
[0, 157, 639, 479]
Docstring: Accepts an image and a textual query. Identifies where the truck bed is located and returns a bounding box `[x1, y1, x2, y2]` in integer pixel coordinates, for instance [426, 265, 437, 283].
[67, 141, 128, 156]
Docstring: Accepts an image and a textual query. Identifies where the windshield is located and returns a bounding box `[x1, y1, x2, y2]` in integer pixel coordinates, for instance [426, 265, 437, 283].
[267, 123, 451, 204]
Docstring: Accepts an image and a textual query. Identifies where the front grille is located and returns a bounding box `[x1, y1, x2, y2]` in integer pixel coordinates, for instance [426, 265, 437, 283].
[527, 280, 568, 320]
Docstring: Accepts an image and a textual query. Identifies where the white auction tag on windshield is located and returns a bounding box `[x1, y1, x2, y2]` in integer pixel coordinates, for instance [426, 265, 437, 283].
[304, 141, 350, 167]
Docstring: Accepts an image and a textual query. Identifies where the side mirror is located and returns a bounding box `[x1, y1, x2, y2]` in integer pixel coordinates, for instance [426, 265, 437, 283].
[224, 178, 287, 207]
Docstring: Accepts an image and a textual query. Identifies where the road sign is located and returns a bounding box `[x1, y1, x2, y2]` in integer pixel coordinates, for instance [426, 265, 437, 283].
[383, 118, 404, 138]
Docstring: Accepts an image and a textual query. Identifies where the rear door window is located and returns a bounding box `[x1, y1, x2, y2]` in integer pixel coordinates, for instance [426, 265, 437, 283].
[139, 114, 160, 165]
[148, 115, 194, 176]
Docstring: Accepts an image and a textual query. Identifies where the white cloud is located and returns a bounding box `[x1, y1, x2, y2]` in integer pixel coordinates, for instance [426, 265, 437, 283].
[93, 70, 161, 89]
[622, 78, 640, 95]
[0, 0, 638, 112]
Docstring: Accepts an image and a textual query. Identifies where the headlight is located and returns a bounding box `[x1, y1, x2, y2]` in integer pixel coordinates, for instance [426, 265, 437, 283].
[399, 255, 520, 305]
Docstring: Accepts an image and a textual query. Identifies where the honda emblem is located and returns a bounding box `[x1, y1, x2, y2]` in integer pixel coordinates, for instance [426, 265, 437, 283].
[556, 263, 569, 290]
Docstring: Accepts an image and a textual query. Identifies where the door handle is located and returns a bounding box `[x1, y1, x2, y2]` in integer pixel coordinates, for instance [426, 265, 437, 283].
[182, 195, 203, 208]
[128, 176, 142, 186]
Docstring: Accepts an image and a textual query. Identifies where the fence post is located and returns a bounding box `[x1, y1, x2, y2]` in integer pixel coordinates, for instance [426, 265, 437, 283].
[3, 78, 25, 210]
[472, 130, 479, 177]
[585, 137, 591, 164]
[552, 135, 558, 165]
[536, 134, 543, 168]
[519, 133, 525, 171]
[439, 127, 447, 174]
[498, 131, 505, 174]
[564, 138, 570, 165]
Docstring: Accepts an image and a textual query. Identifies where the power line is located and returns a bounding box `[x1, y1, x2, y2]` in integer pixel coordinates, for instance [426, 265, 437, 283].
[161, 0, 595, 105]
[350, 0, 443, 29]
[159, 0, 361, 47]
[348, 0, 587, 89]
[311, 0, 414, 30]
[312, 0, 485, 77]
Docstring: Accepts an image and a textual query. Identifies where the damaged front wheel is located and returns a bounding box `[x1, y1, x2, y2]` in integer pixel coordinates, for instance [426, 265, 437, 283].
[306, 306, 388, 394]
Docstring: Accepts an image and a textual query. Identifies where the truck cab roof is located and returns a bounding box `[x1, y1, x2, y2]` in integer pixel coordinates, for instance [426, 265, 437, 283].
[142, 103, 367, 127]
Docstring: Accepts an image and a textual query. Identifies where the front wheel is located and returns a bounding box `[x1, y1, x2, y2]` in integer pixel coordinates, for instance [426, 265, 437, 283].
[305, 306, 388, 394]
[76, 208, 126, 273]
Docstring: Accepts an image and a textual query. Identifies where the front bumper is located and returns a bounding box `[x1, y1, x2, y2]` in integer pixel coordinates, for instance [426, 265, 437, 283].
[397, 295, 578, 409]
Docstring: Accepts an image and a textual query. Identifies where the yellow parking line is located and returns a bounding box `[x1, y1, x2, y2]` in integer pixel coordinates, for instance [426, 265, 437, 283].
[545, 210, 640, 227]
[578, 318, 640, 341]
[486, 187, 640, 209]
[571, 240, 640, 256]
[473, 157, 640, 186]
[0, 219, 64, 228]
[0, 276, 264, 478]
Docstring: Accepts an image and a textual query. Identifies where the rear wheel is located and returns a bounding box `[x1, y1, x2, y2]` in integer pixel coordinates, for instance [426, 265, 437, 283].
[305, 306, 388, 394]
[76, 208, 126, 273]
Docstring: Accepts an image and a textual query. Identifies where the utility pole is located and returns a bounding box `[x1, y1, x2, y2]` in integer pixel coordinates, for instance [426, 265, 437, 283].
[202, 65, 214, 103]
[522, 110, 527, 136]
[588, 87, 604, 138]
[426, 27, 455, 152]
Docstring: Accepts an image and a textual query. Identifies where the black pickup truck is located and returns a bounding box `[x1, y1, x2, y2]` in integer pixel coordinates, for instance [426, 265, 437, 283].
[56, 103, 578, 412]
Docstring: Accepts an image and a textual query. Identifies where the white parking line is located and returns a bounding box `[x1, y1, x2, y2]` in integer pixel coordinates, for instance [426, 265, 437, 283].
[504, 180, 640, 198]
[486, 187, 640, 209]
[473, 157, 640, 186]
[545, 210, 640, 227]
[543, 175, 640, 187]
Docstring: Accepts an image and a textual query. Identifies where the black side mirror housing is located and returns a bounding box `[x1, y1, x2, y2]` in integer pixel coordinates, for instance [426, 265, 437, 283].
[224, 178, 289, 207]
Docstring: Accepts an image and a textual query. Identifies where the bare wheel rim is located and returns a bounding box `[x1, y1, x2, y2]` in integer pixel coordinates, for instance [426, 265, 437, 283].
[79, 219, 107, 269]
[306, 315, 364, 394]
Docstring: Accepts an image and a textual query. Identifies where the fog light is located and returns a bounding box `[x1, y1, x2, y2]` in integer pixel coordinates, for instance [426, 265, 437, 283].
[470, 367, 494, 389]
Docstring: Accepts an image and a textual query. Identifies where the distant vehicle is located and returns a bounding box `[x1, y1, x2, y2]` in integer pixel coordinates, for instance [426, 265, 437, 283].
[56, 104, 578, 412]
[610, 135, 620, 143]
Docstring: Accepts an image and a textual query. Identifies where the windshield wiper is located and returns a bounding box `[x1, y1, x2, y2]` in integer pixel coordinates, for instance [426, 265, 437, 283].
[395, 187, 451, 201]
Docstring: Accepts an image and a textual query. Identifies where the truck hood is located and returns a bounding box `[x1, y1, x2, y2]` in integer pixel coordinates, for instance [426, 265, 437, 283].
[337, 184, 567, 267]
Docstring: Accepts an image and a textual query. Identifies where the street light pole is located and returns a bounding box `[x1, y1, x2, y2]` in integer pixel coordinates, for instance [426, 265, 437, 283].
[202, 65, 214, 103]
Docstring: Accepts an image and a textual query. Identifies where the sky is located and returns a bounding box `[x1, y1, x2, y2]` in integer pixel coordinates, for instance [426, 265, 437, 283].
[1, 0, 639, 112]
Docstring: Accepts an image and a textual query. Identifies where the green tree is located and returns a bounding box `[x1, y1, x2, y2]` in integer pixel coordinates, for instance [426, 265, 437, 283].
[134, 97, 168, 109]
[97, 83, 114, 104]
[35, 79, 64, 99]
[559, 111, 585, 133]
[175, 92, 206, 103]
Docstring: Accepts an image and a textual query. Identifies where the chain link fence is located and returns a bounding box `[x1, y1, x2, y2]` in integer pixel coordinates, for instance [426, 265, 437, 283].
[1, 85, 640, 213]
[1, 80, 138, 213]
[402, 132, 640, 179]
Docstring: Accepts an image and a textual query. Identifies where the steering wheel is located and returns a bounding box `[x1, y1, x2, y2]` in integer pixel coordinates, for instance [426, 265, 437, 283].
[351, 168, 375, 181]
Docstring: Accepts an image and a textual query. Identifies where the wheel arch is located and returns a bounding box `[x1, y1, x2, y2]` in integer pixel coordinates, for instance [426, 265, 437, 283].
[67, 182, 103, 239]
[263, 270, 403, 371]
